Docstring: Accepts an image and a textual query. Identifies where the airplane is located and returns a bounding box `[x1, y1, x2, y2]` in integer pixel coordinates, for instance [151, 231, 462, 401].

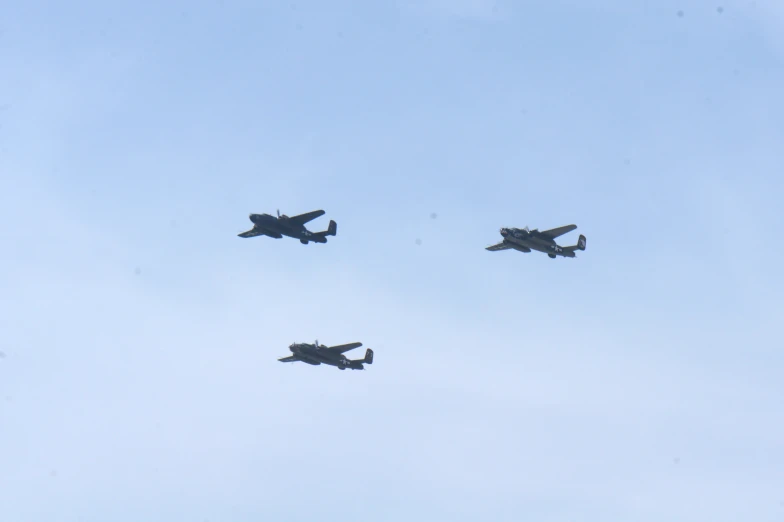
[238, 209, 337, 244]
[486, 224, 586, 258]
[278, 340, 374, 371]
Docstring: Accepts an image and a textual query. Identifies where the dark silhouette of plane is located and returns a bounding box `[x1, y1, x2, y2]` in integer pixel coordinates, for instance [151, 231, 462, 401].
[486, 224, 586, 258]
[238, 209, 337, 244]
[278, 340, 374, 370]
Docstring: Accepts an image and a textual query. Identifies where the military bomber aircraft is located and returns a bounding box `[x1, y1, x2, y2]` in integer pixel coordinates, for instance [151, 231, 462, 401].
[238, 209, 337, 244]
[278, 340, 374, 370]
[486, 224, 586, 258]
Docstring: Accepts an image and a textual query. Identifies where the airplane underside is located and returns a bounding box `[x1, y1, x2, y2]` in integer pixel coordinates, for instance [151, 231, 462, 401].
[259, 227, 328, 244]
[298, 235, 327, 244]
[507, 239, 576, 258]
[314, 354, 362, 369]
[264, 229, 284, 239]
[286, 352, 365, 370]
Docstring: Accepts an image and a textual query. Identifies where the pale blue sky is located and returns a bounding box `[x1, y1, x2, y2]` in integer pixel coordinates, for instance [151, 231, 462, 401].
[1, 1, 783, 521]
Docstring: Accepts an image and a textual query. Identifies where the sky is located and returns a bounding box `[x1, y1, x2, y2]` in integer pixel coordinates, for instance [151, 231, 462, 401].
[1, 0, 783, 520]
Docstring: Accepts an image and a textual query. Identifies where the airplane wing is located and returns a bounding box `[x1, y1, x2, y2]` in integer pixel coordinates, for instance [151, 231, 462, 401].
[288, 210, 326, 226]
[326, 342, 363, 354]
[280, 355, 321, 365]
[238, 228, 282, 239]
[540, 224, 577, 239]
[238, 228, 266, 238]
[486, 242, 514, 251]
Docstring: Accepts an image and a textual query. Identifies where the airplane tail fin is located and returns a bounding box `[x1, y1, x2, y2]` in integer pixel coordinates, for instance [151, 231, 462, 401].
[315, 220, 337, 237]
[563, 235, 586, 255]
[363, 348, 373, 364]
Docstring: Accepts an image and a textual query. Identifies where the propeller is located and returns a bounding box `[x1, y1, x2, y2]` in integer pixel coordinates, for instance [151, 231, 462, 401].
[277, 209, 281, 218]
[315, 339, 320, 349]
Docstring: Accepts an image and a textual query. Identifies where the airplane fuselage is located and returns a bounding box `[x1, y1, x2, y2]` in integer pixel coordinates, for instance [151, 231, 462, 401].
[289, 343, 365, 370]
[500, 228, 576, 258]
[249, 214, 325, 243]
